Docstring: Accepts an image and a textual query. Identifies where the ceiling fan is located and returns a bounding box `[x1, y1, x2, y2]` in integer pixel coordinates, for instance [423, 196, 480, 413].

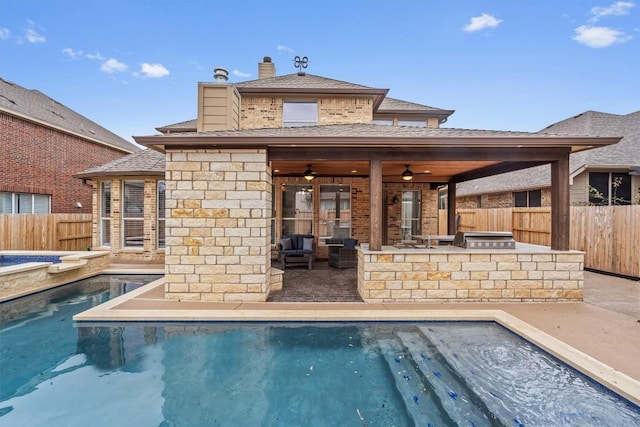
[382, 164, 432, 181]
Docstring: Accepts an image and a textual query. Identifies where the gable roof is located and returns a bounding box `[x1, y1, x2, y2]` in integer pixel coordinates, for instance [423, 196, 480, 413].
[456, 110, 639, 196]
[0, 78, 140, 154]
[235, 73, 383, 91]
[74, 148, 165, 178]
[156, 118, 197, 133]
[377, 97, 453, 114]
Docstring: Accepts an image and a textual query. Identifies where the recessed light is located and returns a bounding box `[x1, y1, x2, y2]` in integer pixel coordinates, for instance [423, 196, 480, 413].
[351, 170, 358, 173]
[423, 170, 432, 174]
[273, 169, 280, 173]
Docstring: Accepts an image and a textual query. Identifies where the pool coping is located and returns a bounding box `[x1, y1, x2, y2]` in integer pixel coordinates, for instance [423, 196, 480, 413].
[74, 278, 640, 406]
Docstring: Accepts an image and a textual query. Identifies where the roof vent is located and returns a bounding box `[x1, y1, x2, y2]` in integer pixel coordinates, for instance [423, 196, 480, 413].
[213, 67, 229, 83]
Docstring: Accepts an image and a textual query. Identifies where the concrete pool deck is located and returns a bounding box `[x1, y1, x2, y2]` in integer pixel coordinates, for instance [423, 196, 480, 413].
[76, 265, 640, 405]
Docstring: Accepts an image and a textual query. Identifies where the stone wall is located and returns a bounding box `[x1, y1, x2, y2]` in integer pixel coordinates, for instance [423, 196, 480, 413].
[358, 247, 584, 302]
[0, 251, 110, 301]
[164, 148, 272, 302]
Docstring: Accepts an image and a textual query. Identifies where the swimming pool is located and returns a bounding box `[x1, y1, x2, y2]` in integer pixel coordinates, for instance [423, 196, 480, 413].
[1, 276, 639, 426]
[0, 255, 61, 266]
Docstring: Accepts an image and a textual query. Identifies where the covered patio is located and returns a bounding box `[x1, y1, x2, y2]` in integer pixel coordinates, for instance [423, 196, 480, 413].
[136, 125, 620, 303]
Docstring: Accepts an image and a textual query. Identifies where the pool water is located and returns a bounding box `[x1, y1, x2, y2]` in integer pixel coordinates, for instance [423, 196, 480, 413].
[1, 277, 639, 426]
[0, 255, 61, 266]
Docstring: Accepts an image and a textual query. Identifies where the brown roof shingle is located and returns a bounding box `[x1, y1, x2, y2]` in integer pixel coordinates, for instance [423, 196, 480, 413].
[74, 148, 165, 178]
[0, 78, 140, 153]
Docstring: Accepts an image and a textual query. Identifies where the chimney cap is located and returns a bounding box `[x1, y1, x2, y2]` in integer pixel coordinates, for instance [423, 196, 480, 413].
[213, 67, 229, 82]
[263, 56, 272, 63]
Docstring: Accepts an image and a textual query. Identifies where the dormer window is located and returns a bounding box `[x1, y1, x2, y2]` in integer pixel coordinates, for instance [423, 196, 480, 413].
[283, 101, 318, 127]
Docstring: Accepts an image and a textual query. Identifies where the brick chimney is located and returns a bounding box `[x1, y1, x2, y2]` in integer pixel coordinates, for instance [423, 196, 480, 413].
[258, 56, 275, 79]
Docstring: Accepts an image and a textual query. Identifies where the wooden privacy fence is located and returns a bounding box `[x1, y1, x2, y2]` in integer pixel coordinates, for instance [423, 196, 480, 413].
[0, 214, 92, 251]
[438, 206, 639, 278]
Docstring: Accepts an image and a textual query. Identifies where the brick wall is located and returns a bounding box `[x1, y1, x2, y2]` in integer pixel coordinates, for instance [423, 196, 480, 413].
[0, 112, 131, 213]
[384, 184, 439, 244]
[239, 96, 374, 129]
[458, 189, 552, 209]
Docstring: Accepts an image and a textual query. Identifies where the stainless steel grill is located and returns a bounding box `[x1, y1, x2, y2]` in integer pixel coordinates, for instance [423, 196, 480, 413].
[453, 231, 516, 249]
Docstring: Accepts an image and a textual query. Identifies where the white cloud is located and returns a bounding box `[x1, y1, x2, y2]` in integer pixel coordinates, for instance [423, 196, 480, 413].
[138, 63, 170, 78]
[25, 27, 45, 43]
[463, 13, 502, 32]
[589, 1, 635, 22]
[0, 28, 9, 40]
[62, 47, 83, 58]
[573, 25, 632, 47]
[101, 58, 128, 73]
[233, 69, 251, 77]
[277, 44, 294, 53]
[85, 52, 105, 61]
[22, 20, 45, 43]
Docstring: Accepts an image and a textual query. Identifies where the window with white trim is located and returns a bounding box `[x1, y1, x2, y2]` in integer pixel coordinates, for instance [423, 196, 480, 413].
[100, 182, 111, 246]
[513, 189, 542, 207]
[122, 181, 144, 247]
[589, 172, 631, 206]
[157, 181, 166, 249]
[319, 184, 351, 242]
[283, 101, 317, 127]
[402, 190, 421, 240]
[0, 192, 50, 213]
[281, 184, 313, 236]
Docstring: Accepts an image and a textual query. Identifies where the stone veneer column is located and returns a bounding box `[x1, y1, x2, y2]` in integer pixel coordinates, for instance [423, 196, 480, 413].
[164, 148, 272, 302]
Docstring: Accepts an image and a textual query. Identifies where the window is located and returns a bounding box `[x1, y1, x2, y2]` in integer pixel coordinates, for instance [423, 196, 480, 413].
[372, 119, 393, 126]
[100, 182, 111, 246]
[281, 184, 313, 236]
[123, 181, 144, 247]
[0, 192, 50, 213]
[589, 172, 631, 206]
[319, 185, 351, 243]
[157, 181, 166, 249]
[283, 101, 317, 127]
[271, 184, 276, 245]
[397, 119, 426, 127]
[402, 190, 421, 240]
[513, 190, 542, 207]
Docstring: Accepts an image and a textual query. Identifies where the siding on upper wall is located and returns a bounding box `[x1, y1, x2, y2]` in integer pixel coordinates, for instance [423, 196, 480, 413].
[0, 112, 131, 213]
[197, 84, 240, 132]
[571, 172, 588, 205]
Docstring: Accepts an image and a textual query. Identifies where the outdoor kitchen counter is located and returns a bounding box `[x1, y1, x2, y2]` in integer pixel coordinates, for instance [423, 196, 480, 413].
[357, 244, 585, 303]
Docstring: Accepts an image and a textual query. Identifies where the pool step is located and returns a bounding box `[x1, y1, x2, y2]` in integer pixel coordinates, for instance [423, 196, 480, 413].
[47, 259, 87, 273]
[374, 336, 454, 425]
[396, 330, 500, 426]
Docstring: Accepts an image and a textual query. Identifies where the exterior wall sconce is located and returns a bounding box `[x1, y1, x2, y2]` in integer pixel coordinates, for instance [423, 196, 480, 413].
[303, 164, 316, 181]
[392, 195, 399, 204]
[402, 165, 414, 181]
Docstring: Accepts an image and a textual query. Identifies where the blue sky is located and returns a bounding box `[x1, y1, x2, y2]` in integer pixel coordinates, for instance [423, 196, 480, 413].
[1, 0, 638, 143]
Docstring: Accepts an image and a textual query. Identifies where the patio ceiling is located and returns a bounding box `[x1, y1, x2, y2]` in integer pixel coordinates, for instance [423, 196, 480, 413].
[270, 160, 500, 183]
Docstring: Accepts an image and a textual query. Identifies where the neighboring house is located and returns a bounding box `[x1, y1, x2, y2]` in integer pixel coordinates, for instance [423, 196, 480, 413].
[77, 57, 618, 302]
[0, 78, 140, 214]
[455, 110, 640, 208]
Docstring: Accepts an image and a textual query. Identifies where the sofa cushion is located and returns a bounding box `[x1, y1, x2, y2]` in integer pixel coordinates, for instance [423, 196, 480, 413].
[280, 238, 292, 250]
[303, 237, 314, 251]
[343, 238, 357, 249]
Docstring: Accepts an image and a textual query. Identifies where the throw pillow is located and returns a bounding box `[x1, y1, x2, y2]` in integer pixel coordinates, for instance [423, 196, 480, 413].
[303, 237, 314, 251]
[280, 238, 292, 250]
